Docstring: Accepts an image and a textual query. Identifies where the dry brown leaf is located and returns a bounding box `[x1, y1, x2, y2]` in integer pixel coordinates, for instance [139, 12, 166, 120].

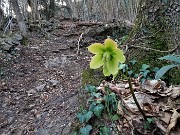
[170, 126, 180, 135]
[167, 109, 180, 133]
[142, 80, 167, 94]
[124, 92, 154, 112]
[117, 124, 122, 132]
[161, 111, 172, 124]
[143, 103, 159, 114]
[155, 120, 168, 134]
[117, 101, 125, 116]
[171, 86, 180, 98]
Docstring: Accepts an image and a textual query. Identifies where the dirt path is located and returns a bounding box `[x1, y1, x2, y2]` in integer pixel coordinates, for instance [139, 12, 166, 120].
[0, 20, 92, 135]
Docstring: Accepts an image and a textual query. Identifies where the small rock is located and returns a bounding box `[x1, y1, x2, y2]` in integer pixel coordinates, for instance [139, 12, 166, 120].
[49, 80, 59, 86]
[27, 89, 36, 96]
[36, 84, 46, 91]
[14, 34, 23, 41]
[2, 44, 12, 51]
[44, 57, 61, 68]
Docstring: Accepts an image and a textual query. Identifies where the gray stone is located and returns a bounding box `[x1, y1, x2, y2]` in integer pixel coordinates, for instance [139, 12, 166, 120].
[2, 44, 12, 51]
[49, 80, 59, 86]
[36, 84, 46, 91]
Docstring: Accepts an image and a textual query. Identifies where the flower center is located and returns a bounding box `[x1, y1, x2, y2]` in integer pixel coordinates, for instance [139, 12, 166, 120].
[103, 52, 111, 62]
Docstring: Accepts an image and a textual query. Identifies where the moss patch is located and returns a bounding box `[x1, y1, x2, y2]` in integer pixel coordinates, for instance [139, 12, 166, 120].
[81, 68, 105, 87]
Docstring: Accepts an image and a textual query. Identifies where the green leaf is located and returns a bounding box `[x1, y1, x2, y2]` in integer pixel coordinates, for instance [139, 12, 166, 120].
[153, 67, 160, 72]
[90, 54, 104, 69]
[92, 92, 102, 98]
[93, 104, 104, 117]
[142, 70, 150, 78]
[155, 64, 179, 80]
[77, 110, 93, 123]
[119, 63, 126, 70]
[80, 125, 92, 135]
[128, 70, 133, 76]
[147, 118, 153, 123]
[142, 64, 150, 70]
[134, 74, 139, 78]
[88, 43, 105, 54]
[77, 113, 85, 123]
[85, 85, 97, 93]
[129, 59, 137, 65]
[89, 102, 96, 111]
[159, 55, 180, 64]
[71, 131, 79, 135]
[84, 111, 93, 123]
[111, 114, 120, 121]
[100, 126, 110, 135]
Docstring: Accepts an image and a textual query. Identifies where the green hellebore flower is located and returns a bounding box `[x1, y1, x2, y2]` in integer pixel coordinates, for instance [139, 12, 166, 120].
[88, 38, 126, 76]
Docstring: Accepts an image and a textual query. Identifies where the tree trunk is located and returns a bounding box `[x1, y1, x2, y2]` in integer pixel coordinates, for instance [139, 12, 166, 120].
[126, 0, 180, 83]
[66, 0, 78, 19]
[0, 7, 4, 30]
[10, 0, 28, 38]
[49, 0, 55, 19]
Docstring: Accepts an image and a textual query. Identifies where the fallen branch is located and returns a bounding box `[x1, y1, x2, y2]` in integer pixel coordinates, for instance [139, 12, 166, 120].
[76, 21, 104, 26]
[127, 44, 178, 53]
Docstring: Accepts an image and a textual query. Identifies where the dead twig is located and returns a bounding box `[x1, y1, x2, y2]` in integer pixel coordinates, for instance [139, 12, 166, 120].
[76, 33, 84, 56]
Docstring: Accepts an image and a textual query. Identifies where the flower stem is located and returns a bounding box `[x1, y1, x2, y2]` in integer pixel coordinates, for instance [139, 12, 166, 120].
[128, 77, 147, 120]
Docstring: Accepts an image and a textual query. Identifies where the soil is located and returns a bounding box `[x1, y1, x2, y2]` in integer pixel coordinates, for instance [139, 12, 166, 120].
[0, 20, 98, 135]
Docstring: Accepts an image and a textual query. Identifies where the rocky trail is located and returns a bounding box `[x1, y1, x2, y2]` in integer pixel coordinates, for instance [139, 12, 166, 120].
[0, 20, 97, 135]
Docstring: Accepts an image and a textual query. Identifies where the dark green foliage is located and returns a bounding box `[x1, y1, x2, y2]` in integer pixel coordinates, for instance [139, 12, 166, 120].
[99, 126, 110, 135]
[80, 125, 92, 135]
[74, 85, 120, 134]
[155, 55, 180, 80]
[118, 60, 159, 82]
[144, 118, 154, 130]
[77, 110, 93, 123]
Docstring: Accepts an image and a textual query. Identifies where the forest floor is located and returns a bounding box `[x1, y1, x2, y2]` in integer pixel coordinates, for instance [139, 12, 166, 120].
[0, 19, 98, 135]
[1, 19, 180, 135]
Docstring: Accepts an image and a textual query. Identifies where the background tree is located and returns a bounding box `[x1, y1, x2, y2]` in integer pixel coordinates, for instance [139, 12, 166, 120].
[0, 7, 4, 30]
[10, 0, 27, 39]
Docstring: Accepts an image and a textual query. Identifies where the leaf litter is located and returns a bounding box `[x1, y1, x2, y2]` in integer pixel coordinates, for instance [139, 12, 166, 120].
[98, 79, 180, 135]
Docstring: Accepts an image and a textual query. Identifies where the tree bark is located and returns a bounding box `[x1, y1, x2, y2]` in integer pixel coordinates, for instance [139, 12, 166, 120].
[10, 0, 28, 38]
[126, 0, 180, 58]
[0, 7, 4, 30]
[126, 0, 180, 83]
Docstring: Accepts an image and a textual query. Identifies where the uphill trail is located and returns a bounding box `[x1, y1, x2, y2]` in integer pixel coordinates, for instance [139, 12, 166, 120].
[0, 20, 93, 135]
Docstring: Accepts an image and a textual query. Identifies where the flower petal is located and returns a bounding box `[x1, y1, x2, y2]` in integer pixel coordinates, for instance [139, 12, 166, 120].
[104, 38, 117, 51]
[90, 54, 104, 69]
[111, 49, 126, 63]
[106, 57, 119, 75]
[88, 43, 105, 54]
[103, 63, 111, 76]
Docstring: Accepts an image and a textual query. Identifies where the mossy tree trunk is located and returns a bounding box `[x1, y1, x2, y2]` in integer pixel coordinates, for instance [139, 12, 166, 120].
[125, 0, 180, 83]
